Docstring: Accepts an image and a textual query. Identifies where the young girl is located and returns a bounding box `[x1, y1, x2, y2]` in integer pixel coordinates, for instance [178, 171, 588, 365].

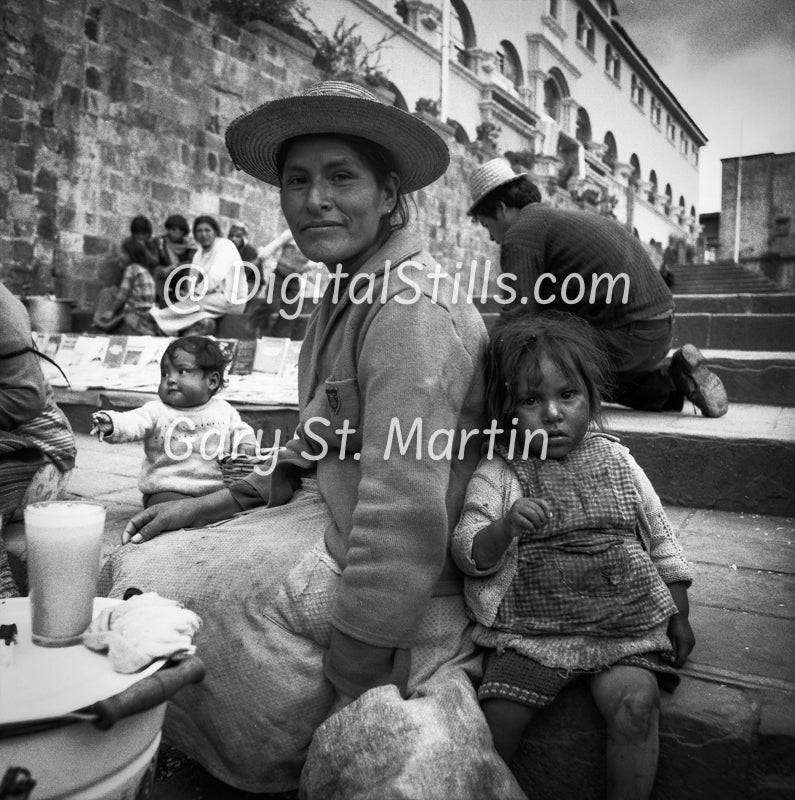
[451, 312, 695, 799]
[91, 336, 257, 517]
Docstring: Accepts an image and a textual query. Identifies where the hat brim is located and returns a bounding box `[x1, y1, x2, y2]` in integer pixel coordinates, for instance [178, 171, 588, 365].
[225, 95, 450, 195]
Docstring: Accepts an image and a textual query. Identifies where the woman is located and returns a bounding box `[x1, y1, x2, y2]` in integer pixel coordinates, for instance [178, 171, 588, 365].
[154, 214, 197, 307]
[1, 284, 76, 596]
[149, 215, 247, 336]
[100, 81, 525, 799]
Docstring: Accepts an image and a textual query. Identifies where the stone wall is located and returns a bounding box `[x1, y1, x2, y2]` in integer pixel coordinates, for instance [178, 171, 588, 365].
[0, 0, 497, 308]
[720, 152, 795, 263]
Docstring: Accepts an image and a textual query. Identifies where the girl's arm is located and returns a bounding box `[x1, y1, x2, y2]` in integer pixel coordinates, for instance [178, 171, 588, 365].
[666, 581, 695, 667]
[472, 497, 550, 570]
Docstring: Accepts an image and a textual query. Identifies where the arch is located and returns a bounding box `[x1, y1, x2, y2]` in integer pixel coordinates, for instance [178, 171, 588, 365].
[446, 118, 470, 144]
[603, 131, 617, 168]
[450, 0, 476, 68]
[575, 107, 592, 144]
[648, 169, 658, 204]
[629, 153, 641, 187]
[544, 68, 569, 123]
[664, 183, 673, 215]
[497, 40, 522, 87]
[690, 204, 696, 219]
[388, 82, 409, 112]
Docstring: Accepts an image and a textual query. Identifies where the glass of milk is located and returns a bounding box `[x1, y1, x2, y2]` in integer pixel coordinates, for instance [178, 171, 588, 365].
[24, 501, 106, 647]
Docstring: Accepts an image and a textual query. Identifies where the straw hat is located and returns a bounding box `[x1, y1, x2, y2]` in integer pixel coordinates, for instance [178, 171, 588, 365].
[225, 80, 449, 194]
[467, 157, 526, 215]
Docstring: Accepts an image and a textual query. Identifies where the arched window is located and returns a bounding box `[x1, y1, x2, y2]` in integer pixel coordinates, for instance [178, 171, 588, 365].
[576, 107, 592, 144]
[690, 204, 696, 220]
[678, 195, 686, 221]
[603, 131, 617, 169]
[543, 68, 569, 122]
[629, 153, 641, 188]
[605, 44, 620, 80]
[576, 11, 594, 53]
[450, 1, 476, 68]
[648, 169, 658, 204]
[664, 184, 673, 215]
[497, 40, 522, 87]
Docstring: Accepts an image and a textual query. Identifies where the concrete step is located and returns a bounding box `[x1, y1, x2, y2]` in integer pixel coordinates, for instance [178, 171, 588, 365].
[604, 403, 795, 516]
[668, 263, 782, 295]
[694, 349, 795, 406]
[512, 506, 795, 800]
[672, 313, 795, 351]
[673, 294, 795, 314]
[479, 311, 795, 352]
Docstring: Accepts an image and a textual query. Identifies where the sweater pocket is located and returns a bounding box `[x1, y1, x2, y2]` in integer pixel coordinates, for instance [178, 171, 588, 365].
[323, 377, 361, 431]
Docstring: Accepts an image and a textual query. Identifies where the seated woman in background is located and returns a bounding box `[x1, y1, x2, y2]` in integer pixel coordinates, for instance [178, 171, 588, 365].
[0, 284, 76, 597]
[93, 241, 159, 335]
[149, 215, 248, 337]
[154, 214, 197, 307]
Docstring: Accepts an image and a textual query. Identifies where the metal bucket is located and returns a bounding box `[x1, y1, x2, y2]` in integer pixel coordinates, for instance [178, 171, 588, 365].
[22, 297, 75, 333]
[0, 598, 205, 800]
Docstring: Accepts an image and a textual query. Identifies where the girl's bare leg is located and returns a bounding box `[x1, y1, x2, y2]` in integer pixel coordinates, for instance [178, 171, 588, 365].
[590, 665, 660, 800]
[481, 698, 537, 766]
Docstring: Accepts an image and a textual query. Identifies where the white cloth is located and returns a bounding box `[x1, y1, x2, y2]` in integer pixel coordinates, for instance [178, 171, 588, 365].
[150, 237, 247, 334]
[104, 397, 256, 496]
[82, 592, 201, 673]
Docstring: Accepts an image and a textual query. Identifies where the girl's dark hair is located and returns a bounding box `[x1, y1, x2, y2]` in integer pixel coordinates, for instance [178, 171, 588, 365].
[276, 134, 411, 232]
[193, 215, 222, 237]
[486, 310, 613, 441]
[164, 214, 190, 235]
[470, 175, 542, 219]
[162, 336, 229, 396]
[130, 215, 153, 236]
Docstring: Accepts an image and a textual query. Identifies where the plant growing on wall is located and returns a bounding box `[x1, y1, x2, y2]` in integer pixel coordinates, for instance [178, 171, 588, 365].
[504, 149, 535, 171]
[301, 17, 395, 89]
[208, 0, 308, 40]
[415, 97, 440, 117]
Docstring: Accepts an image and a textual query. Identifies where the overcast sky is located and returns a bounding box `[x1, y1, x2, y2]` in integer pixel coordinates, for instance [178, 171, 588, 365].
[616, 0, 795, 213]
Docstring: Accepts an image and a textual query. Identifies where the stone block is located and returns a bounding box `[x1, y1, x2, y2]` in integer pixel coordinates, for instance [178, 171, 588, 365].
[511, 676, 758, 800]
[1, 119, 23, 142]
[2, 95, 25, 120]
[15, 172, 33, 194]
[83, 234, 111, 255]
[14, 144, 34, 171]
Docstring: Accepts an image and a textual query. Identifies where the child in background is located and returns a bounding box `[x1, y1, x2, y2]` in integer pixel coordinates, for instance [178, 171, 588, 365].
[451, 312, 695, 799]
[91, 336, 257, 514]
[94, 240, 158, 335]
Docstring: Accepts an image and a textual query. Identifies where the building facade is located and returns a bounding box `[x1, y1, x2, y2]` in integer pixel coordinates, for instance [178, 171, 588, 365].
[306, 0, 706, 246]
[719, 151, 795, 261]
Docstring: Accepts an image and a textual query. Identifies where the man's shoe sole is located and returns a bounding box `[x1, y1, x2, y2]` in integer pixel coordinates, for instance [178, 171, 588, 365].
[672, 344, 729, 418]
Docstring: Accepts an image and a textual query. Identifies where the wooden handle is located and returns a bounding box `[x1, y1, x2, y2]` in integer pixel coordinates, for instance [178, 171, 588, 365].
[89, 655, 205, 730]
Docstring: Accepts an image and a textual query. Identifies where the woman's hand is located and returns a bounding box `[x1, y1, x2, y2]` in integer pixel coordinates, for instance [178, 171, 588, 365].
[90, 411, 113, 441]
[505, 497, 551, 538]
[121, 489, 242, 545]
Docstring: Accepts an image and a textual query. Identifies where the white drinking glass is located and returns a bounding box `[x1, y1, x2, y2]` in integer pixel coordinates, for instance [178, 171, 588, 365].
[24, 501, 106, 647]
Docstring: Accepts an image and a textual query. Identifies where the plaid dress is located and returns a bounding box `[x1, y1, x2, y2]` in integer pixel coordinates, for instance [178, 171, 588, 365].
[491, 437, 677, 638]
[118, 262, 157, 335]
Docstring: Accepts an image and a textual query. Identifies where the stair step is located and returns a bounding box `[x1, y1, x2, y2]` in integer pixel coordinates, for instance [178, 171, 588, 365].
[512, 506, 795, 800]
[673, 294, 795, 314]
[691, 349, 795, 406]
[603, 403, 795, 515]
[673, 313, 795, 351]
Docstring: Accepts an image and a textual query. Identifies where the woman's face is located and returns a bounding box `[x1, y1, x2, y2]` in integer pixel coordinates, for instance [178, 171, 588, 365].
[194, 222, 216, 250]
[279, 135, 398, 270]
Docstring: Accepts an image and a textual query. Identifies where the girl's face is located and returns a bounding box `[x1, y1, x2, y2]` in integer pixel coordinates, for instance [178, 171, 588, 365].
[166, 226, 184, 243]
[194, 222, 216, 250]
[514, 354, 590, 459]
[279, 135, 398, 271]
[158, 349, 219, 408]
